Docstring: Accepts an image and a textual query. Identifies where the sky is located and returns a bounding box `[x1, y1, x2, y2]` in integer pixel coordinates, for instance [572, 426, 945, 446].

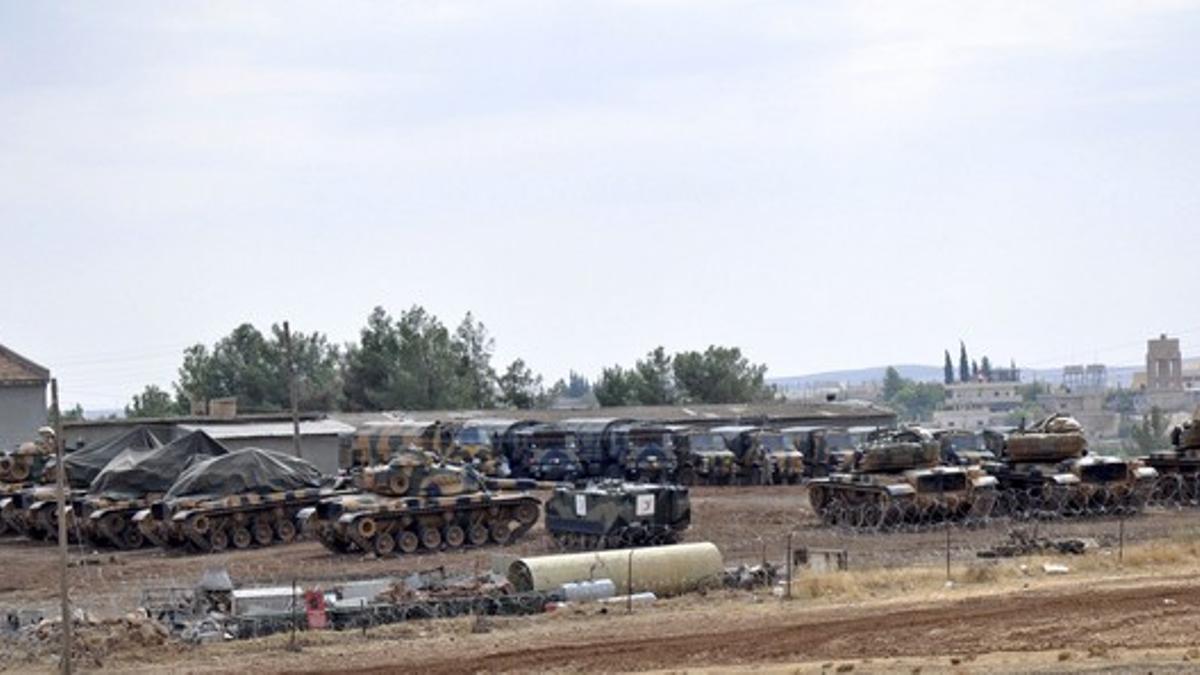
[2, 1, 1199, 410]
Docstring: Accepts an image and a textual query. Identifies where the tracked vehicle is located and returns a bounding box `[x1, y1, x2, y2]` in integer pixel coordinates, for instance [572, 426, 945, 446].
[988, 414, 1156, 516]
[300, 452, 542, 557]
[544, 480, 690, 549]
[1141, 414, 1200, 503]
[340, 420, 454, 470]
[77, 431, 230, 549]
[0, 437, 54, 537]
[136, 447, 335, 553]
[808, 427, 997, 528]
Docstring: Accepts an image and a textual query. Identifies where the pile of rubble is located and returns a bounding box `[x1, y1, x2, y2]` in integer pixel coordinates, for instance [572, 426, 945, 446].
[977, 529, 1088, 558]
[380, 569, 514, 603]
[2, 611, 169, 668]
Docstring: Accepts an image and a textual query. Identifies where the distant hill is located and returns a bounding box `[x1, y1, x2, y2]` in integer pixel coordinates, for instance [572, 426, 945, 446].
[772, 364, 1142, 389]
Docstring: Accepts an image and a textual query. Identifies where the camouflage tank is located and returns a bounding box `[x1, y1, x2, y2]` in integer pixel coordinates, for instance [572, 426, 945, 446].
[12, 428, 162, 542]
[669, 428, 737, 486]
[989, 414, 1157, 516]
[544, 480, 690, 549]
[75, 431, 230, 549]
[807, 427, 997, 528]
[445, 420, 512, 476]
[299, 453, 542, 556]
[1141, 414, 1200, 502]
[935, 429, 996, 467]
[135, 447, 339, 553]
[0, 437, 54, 537]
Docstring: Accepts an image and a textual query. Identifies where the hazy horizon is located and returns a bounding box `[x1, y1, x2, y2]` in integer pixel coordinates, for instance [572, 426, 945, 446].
[3, 1, 1199, 409]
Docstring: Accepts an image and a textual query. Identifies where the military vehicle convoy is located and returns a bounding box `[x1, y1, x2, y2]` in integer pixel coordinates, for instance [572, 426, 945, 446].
[136, 447, 336, 553]
[670, 428, 737, 486]
[987, 414, 1157, 516]
[544, 480, 691, 549]
[77, 431, 230, 549]
[714, 426, 804, 485]
[560, 418, 677, 481]
[807, 427, 997, 528]
[300, 451, 541, 556]
[1142, 413, 1200, 502]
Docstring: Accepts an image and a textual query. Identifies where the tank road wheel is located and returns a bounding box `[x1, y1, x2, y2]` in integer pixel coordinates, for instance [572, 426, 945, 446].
[9, 462, 30, 482]
[514, 502, 539, 527]
[253, 520, 274, 547]
[444, 524, 466, 549]
[419, 526, 442, 550]
[356, 517, 377, 540]
[467, 523, 489, 547]
[373, 532, 396, 556]
[123, 528, 145, 549]
[190, 514, 211, 535]
[275, 520, 297, 544]
[388, 473, 410, 495]
[489, 521, 512, 545]
[396, 530, 420, 554]
[232, 527, 253, 550]
[209, 529, 229, 553]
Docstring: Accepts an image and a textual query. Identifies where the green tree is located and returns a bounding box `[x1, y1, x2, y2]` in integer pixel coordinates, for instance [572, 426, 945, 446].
[392, 305, 461, 409]
[593, 365, 640, 407]
[565, 371, 591, 398]
[943, 351, 954, 385]
[633, 346, 677, 405]
[890, 381, 946, 421]
[1129, 406, 1171, 452]
[970, 359, 979, 381]
[59, 403, 85, 422]
[958, 341, 970, 383]
[452, 312, 496, 409]
[126, 385, 181, 418]
[342, 306, 405, 411]
[980, 356, 992, 382]
[883, 366, 904, 401]
[672, 346, 775, 404]
[497, 358, 542, 409]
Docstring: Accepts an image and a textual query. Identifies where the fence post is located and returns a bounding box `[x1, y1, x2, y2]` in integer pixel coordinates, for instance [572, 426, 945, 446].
[626, 550, 634, 614]
[785, 532, 793, 601]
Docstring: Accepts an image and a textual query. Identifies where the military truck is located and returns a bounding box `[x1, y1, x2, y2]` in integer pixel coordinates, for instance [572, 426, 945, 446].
[136, 447, 340, 553]
[509, 423, 582, 481]
[299, 452, 542, 556]
[76, 431, 230, 549]
[934, 429, 996, 467]
[713, 426, 802, 485]
[788, 426, 876, 478]
[544, 480, 690, 549]
[807, 427, 997, 528]
[445, 419, 525, 476]
[558, 418, 676, 481]
[987, 414, 1157, 516]
[669, 427, 737, 486]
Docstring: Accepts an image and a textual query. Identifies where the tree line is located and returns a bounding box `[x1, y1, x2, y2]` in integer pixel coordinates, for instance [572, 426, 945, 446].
[123, 306, 775, 417]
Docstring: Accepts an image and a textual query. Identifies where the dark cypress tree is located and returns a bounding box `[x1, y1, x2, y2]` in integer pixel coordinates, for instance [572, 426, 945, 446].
[971, 359, 979, 381]
[943, 350, 954, 385]
[980, 356, 992, 382]
[958, 342, 970, 383]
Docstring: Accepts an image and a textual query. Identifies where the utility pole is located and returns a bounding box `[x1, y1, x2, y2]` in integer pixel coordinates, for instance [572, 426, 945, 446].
[282, 321, 302, 460]
[49, 379, 72, 675]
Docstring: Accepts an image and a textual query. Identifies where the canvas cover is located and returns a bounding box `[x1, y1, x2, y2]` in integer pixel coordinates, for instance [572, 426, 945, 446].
[63, 427, 161, 489]
[164, 447, 324, 501]
[89, 431, 230, 499]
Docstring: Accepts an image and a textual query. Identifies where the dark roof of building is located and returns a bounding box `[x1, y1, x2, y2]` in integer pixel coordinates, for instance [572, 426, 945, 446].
[0, 343, 49, 385]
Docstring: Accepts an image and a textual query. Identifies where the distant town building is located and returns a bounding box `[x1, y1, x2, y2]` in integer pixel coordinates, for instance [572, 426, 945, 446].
[0, 342, 49, 451]
[1062, 364, 1107, 392]
[932, 380, 1022, 430]
[1145, 334, 1183, 391]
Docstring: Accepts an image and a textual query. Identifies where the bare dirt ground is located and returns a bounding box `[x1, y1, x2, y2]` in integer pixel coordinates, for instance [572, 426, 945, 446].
[4, 486, 1200, 672]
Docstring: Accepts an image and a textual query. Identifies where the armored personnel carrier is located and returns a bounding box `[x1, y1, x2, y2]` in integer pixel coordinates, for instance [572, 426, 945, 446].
[544, 480, 690, 549]
[76, 431, 230, 549]
[807, 427, 997, 528]
[300, 452, 542, 556]
[988, 414, 1157, 516]
[669, 428, 736, 486]
[1143, 414, 1200, 502]
[136, 447, 335, 553]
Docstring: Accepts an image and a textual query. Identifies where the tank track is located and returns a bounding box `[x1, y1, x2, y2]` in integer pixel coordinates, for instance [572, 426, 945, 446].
[146, 490, 329, 554]
[309, 493, 541, 557]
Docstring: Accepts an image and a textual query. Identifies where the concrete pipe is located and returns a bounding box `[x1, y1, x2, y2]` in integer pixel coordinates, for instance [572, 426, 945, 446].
[507, 542, 723, 597]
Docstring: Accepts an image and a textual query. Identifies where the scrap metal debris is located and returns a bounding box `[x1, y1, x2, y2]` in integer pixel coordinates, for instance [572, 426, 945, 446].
[977, 529, 1087, 558]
